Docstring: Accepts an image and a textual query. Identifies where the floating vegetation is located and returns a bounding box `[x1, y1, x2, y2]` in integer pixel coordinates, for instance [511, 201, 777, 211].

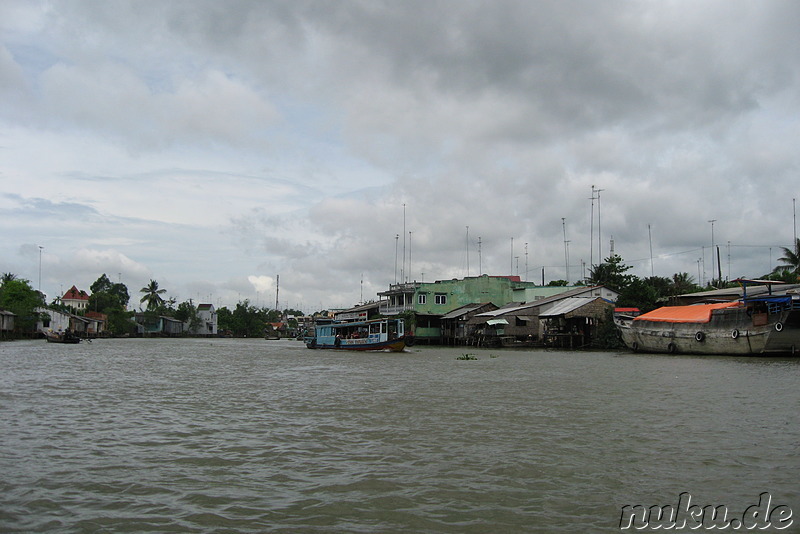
[456, 353, 478, 360]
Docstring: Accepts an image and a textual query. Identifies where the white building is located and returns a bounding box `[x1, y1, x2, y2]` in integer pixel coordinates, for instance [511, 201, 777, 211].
[194, 304, 218, 336]
[62, 285, 90, 311]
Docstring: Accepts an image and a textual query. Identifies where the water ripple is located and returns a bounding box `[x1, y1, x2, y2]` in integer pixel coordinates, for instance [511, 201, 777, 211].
[1, 339, 799, 532]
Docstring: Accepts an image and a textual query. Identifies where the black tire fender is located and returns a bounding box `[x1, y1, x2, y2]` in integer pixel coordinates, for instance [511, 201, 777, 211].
[695, 331, 705, 342]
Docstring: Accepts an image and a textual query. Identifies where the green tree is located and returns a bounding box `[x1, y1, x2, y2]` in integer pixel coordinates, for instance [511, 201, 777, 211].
[218, 300, 270, 337]
[616, 278, 660, 312]
[90, 274, 128, 310]
[175, 300, 202, 333]
[588, 254, 634, 292]
[86, 274, 134, 335]
[771, 239, 800, 281]
[217, 306, 233, 333]
[672, 272, 700, 295]
[0, 277, 46, 333]
[139, 279, 167, 311]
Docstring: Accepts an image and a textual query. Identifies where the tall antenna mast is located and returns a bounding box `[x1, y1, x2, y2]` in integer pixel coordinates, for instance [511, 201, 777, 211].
[465, 226, 470, 277]
[408, 231, 413, 281]
[275, 274, 279, 312]
[394, 234, 399, 284]
[597, 188, 605, 261]
[589, 185, 596, 268]
[510, 237, 514, 276]
[478, 237, 482, 275]
[525, 242, 528, 282]
[402, 203, 406, 282]
[562, 218, 569, 282]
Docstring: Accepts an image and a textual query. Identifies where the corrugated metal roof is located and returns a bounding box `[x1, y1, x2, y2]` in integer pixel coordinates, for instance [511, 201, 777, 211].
[475, 302, 536, 317]
[441, 303, 487, 320]
[539, 297, 601, 317]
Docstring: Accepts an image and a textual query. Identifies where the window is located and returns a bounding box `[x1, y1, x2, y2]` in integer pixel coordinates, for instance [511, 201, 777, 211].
[435, 293, 447, 305]
[418, 294, 427, 305]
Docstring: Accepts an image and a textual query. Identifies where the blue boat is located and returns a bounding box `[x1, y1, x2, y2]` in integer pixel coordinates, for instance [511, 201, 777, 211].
[305, 317, 411, 352]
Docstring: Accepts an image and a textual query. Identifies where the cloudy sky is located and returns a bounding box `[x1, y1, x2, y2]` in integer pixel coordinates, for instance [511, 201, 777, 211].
[2, 1, 799, 312]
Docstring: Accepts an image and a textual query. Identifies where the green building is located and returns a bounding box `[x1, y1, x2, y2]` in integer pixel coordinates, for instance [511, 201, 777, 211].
[378, 275, 581, 343]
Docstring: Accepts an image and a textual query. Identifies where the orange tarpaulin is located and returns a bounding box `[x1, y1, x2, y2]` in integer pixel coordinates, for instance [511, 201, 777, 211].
[633, 302, 740, 324]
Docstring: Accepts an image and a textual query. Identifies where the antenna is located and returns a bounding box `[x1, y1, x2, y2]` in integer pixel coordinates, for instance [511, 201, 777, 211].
[408, 231, 413, 281]
[394, 234, 399, 284]
[275, 274, 279, 311]
[597, 188, 605, 260]
[510, 237, 514, 276]
[465, 226, 470, 277]
[478, 237, 482, 275]
[648, 224, 654, 277]
[708, 219, 716, 286]
[402, 204, 406, 283]
[562, 218, 569, 282]
[524, 242, 528, 282]
[589, 185, 596, 268]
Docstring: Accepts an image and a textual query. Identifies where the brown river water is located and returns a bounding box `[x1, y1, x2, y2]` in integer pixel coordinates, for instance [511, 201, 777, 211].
[1, 338, 798, 532]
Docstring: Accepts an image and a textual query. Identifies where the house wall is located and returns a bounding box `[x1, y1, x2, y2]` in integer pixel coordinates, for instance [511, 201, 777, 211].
[512, 285, 587, 303]
[501, 312, 542, 340]
[196, 305, 218, 335]
[413, 276, 538, 315]
[0, 310, 15, 332]
[36, 307, 71, 333]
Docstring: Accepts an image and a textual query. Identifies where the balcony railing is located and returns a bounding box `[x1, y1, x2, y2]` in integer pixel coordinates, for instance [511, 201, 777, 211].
[379, 302, 415, 315]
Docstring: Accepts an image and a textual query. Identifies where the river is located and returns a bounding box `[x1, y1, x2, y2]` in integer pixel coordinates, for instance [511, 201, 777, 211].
[1, 338, 798, 532]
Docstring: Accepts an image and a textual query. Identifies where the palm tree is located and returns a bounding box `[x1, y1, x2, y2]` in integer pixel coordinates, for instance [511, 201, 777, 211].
[1, 272, 18, 285]
[139, 279, 167, 311]
[772, 239, 800, 278]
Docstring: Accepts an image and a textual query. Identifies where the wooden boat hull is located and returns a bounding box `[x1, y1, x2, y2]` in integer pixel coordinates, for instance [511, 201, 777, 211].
[45, 333, 81, 344]
[305, 336, 408, 352]
[616, 304, 798, 355]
